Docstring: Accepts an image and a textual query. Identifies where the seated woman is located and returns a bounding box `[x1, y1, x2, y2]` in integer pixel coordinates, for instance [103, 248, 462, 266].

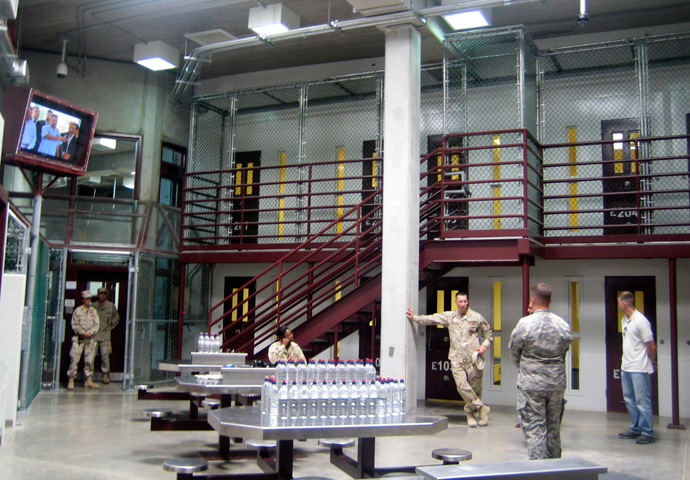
[268, 325, 306, 365]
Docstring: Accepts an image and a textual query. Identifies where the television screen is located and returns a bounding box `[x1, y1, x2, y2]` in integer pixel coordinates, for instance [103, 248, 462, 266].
[2, 87, 98, 176]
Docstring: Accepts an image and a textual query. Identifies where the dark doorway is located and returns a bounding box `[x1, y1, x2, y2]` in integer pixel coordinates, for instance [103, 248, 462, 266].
[427, 135, 468, 236]
[232, 151, 261, 244]
[361, 140, 381, 232]
[60, 269, 128, 383]
[223, 276, 256, 351]
[424, 277, 469, 401]
[604, 276, 658, 414]
[601, 119, 640, 235]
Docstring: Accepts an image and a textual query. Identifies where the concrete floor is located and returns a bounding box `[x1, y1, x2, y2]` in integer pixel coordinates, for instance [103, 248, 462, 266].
[0, 383, 688, 480]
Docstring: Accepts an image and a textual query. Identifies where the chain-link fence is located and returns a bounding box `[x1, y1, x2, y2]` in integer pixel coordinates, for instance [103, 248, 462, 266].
[41, 248, 66, 390]
[126, 253, 209, 387]
[4, 210, 29, 274]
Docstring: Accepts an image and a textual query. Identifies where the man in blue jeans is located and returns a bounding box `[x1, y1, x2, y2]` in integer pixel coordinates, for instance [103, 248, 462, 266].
[617, 291, 657, 445]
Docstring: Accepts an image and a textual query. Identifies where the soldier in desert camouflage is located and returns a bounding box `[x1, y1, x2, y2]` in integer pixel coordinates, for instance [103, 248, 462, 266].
[67, 290, 100, 390]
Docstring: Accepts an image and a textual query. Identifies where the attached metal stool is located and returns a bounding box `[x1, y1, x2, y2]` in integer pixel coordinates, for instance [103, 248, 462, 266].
[143, 408, 173, 418]
[293, 477, 335, 480]
[135, 384, 154, 391]
[202, 398, 221, 409]
[431, 448, 472, 465]
[318, 438, 355, 451]
[163, 458, 208, 480]
[245, 439, 276, 462]
[381, 473, 424, 479]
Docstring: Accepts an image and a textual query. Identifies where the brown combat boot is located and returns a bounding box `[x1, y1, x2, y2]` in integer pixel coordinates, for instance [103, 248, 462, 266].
[67, 378, 74, 390]
[478, 405, 490, 426]
[466, 411, 478, 427]
[102, 373, 110, 384]
[85, 376, 100, 389]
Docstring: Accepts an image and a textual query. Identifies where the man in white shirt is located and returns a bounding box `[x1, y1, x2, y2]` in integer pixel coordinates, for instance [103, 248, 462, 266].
[617, 291, 657, 445]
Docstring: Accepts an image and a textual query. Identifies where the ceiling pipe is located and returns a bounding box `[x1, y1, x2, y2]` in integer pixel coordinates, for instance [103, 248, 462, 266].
[171, 0, 545, 103]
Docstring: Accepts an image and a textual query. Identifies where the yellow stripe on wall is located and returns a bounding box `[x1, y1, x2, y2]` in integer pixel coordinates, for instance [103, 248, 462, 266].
[334, 280, 342, 302]
[247, 163, 253, 195]
[235, 163, 242, 196]
[232, 288, 238, 321]
[493, 135, 502, 230]
[493, 281, 502, 330]
[568, 127, 579, 229]
[570, 281, 580, 333]
[630, 132, 639, 172]
[436, 290, 445, 312]
[278, 152, 286, 238]
[371, 151, 378, 187]
[336, 146, 345, 233]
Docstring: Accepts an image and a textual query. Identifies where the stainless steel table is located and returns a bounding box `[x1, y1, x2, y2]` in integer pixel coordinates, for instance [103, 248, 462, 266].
[415, 458, 607, 480]
[208, 406, 448, 480]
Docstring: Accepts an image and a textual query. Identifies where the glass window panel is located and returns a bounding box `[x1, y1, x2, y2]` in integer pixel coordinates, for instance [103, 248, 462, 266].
[77, 135, 137, 200]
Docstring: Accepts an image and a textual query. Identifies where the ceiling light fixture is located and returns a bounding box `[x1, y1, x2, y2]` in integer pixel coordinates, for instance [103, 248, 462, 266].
[133, 40, 180, 71]
[442, 9, 491, 30]
[248, 3, 300, 37]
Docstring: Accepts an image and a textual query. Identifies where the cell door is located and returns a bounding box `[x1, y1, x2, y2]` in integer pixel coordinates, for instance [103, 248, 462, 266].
[223, 277, 256, 350]
[232, 151, 261, 244]
[604, 276, 658, 414]
[601, 119, 640, 235]
[424, 277, 469, 401]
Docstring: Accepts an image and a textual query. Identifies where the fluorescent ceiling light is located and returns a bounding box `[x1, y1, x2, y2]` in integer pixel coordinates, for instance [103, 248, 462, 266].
[443, 10, 491, 30]
[123, 176, 135, 189]
[133, 40, 180, 71]
[248, 3, 300, 37]
[99, 138, 117, 149]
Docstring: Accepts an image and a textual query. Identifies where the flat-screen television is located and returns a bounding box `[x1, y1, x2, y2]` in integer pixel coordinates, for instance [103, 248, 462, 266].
[2, 86, 98, 176]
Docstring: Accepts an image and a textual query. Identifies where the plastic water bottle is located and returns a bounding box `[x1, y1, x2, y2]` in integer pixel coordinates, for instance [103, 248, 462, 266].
[367, 380, 377, 418]
[391, 379, 401, 416]
[307, 359, 317, 384]
[336, 359, 346, 383]
[348, 380, 359, 418]
[345, 359, 355, 382]
[197, 333, 204, 352]
[308, 380, 319, 420]
[261, 376, 271, 415]
[319, 380, 329, 420]
[355, 359, 365, 382]
[296, 359, 308, 385]
[326, 359, 336, 384]
[316, 359, 327, 383]
[215, 334, 222, 352]
[269, 378, 279, 419]
[286, 359, 297, 385]
[358, 380, 369, 419]
[385, 378, 394, 416]
[365, 359, 376, 382]
[279, 380, 289, 421]
[299, 380, 309, 420]
[328, 380, 339, 419]
[399, 379, 407, 413]
[275, 360, 287, 385]
[338, 380, 349, 418]
[376, 378, 388, 417]
[288, 380, 299, 420]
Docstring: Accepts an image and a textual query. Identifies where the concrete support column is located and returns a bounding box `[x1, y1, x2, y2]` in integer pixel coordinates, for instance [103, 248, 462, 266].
[380, 23, 421, 405]
[139, 71, 166, 202]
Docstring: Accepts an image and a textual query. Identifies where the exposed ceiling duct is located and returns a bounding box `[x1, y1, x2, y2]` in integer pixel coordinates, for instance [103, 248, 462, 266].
[171, 0, 544, 103]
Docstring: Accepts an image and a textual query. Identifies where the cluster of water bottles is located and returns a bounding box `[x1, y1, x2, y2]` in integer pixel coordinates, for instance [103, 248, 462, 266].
[197, 333, 222, 353]
[260, 358, 407, 422]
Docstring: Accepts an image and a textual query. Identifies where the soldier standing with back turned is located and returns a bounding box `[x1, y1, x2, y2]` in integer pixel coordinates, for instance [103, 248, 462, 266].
[93, 287, 120, 384]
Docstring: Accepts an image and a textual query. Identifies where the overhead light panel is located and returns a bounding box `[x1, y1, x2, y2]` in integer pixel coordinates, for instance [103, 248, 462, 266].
[248, 3, 300, 36]
[133, 40, 180, 71]
[99, 138, 117, 149]
[443, 9, 491, 30]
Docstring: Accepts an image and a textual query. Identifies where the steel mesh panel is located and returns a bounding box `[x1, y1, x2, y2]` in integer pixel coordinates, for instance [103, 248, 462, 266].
[4, 211, 29, 273]
[42, 248, 66, 390]
[130, 253, 181, 386]
[25, 239, 50, 408]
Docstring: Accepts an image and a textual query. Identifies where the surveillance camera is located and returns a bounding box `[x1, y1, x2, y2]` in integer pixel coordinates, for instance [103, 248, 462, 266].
[56, 61, 68, 79]
[577, 13, 589, 27]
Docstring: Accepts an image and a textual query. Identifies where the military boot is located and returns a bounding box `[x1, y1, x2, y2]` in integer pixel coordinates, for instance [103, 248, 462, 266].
[466, 411, 478, 427]
[85, 376, 100, 389]
[67, 378, 75, 390]
[102, 373, 110, 384]
[478, 405, 490, 426]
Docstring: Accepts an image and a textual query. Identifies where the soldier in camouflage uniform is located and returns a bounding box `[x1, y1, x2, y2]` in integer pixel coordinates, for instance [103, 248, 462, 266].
[509, 283, 572, 459]
[407, 292, 493, 427]
[67, 290, 100, 390]
[93, 287, 120, 384]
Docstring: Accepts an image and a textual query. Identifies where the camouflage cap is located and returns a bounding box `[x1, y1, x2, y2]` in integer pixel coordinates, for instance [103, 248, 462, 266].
[81, 290, 92, 298]
[97, 287, 108, 294]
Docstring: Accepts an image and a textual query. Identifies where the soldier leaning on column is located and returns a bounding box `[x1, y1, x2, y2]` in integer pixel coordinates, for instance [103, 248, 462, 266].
[67, 290, 100, 390]
[93, 287, 120, 384]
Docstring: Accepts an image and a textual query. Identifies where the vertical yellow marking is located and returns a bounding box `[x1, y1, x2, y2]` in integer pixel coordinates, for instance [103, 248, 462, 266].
[571, 337, 580, 389]
[278, 152, 286, 239]
[635, 291, 644, 315]
[235, 163, 243, 196]
[242, 288, 249, 320]
[275, 279, 280, 313]
[336, 146, 345, 233]
[570, 281, 580, 333]
[568, 127, 579, 229]
[371, 151, 378, 188]
[334, 280, 342, 302]
[493, 336, 502, 385]
[493, 135, 502, 230]
[246, 162, 254, 195]
[493, 281, 502, 331]
[630, 131, 639, 172]
[613, 133, 624, 173]
[450, 154, 460, 180]
[436, 290, 445, 312]
[436, 155, 443, 183]
[231, 288, 238, 321]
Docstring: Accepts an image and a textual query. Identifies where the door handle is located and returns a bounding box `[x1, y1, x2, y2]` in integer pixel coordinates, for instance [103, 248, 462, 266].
[613, 369, 620, 379]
